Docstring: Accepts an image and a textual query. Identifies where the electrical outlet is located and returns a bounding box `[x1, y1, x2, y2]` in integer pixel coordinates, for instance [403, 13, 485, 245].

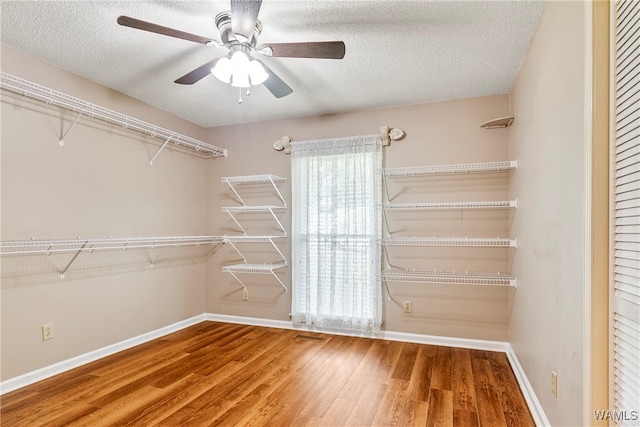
[242, 289, 249, 301]
[403, 300, 412, 313]
[551, 371, 558, 398]
[42, 323, 54, 341]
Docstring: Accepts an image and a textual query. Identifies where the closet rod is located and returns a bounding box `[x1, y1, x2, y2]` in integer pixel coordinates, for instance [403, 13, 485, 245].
[0, 72, 227, 161]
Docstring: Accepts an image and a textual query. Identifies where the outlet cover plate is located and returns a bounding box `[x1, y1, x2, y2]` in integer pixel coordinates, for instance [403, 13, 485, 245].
[403, 300, 412, 313]
[42, 323, 54, 341]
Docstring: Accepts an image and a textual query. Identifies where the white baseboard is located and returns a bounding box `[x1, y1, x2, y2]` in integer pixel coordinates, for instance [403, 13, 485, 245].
[204, 313, 293, 330]
[0, 314, 207, 395]
[381, 330, 511, 352]
[505, 344, 551, 427]
[1, 312, 549, 427]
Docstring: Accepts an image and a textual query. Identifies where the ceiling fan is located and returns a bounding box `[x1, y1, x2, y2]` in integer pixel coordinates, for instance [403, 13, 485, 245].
[117, 0, 345, 101]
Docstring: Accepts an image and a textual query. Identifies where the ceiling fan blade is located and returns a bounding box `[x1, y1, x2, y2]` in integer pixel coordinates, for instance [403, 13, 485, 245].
[117, 16, 216, 46]
[230, 0, 262, 42]
[174, 58, 220, 85]
[256, 60, 293, 98]
[262, 41, 346, 59]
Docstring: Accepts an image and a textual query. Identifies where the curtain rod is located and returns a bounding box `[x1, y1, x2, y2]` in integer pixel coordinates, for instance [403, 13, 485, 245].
[273, 126, 406, 154]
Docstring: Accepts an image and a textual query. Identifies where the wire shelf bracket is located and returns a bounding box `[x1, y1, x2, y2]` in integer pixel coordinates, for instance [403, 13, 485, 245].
[0, 72, 227, 163]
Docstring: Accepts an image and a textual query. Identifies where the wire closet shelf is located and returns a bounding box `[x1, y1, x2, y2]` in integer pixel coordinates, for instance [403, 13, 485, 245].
[381, 269, 516, 287]
[0, 236, 225, 256]
[381, 160, 517, 177]
[221, 174, 287, 208]
[380, 237, 517, 248]
[381, 200, 517, 210]
[219, 174, 289, 291]
[0, 72, 227, 161]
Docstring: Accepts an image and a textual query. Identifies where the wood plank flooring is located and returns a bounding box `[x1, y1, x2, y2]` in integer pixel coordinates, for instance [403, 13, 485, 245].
[1, 322, 535, 426]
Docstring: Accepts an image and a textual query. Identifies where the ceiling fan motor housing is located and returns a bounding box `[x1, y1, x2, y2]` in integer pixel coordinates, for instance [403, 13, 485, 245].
[215, 11, 262, 46]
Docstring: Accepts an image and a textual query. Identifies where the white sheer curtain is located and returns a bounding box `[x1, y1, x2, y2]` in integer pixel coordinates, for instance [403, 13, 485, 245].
[290, 134, 382, 335]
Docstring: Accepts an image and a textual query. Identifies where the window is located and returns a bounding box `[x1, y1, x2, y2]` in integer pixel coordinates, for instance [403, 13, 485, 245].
[290, 134, 382, 334]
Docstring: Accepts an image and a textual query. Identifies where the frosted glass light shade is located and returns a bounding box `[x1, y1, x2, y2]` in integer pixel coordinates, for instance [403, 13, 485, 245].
[231, 71, 251, 88]
[211, 57, 232, 84]
[211, 51, 268, 88]
[248, 60, 269, 85]
[230, 51, 251, 88]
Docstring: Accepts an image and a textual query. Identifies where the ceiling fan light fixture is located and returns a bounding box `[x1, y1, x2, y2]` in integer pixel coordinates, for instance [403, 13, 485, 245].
[118, 3, 345, 99]
[231, 70, 251, 88]
[212, 50, 268, 88]
[211, 56, 232, 83]
[229, 50, 251, 87]
[248, 60, 269, 85]
[230, 50, 250, 68]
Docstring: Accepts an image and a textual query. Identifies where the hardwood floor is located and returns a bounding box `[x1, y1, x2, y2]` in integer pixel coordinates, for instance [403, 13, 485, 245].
[1, 322, 535, 426]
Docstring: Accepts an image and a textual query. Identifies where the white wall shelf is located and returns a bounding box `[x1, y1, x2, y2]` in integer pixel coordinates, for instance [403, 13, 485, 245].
[222, 263, 288, 291]
[221, 174, 286, 208]
[220, 175, 288, 292]
[223, 235, 286, 243]
[224, 236, 287, 269]
[0, 235, 225, 278]
[380, 159, 517, 294]
[382, 269, 516, 287]
[0, 72, 227, 163]
[381, 160, 517, 177]
[381, 237, 517, 248]
[221, 206, 287, 236]
[0, 235, 225, 255]
[221, 174, 287, 184]
[222, 205, 287, 213]
[382, 200, 517, 210]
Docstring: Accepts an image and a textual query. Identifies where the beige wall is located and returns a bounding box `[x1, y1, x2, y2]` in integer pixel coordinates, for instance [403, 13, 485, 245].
[1, 45, 213, 380]
[1, 46, 512, 379]
[2, 8, 599, 423]
[1, 42, 515, 382]
[508, 1, 588, 425]
[205, 95, 513, 341]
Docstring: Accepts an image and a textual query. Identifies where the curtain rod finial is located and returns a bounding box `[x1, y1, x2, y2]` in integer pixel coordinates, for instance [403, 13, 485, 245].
[273, 136, 291, 153]
[381, 127, 406, 146]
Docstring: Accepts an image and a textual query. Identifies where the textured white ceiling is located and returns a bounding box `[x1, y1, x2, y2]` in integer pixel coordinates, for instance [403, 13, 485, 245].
[0, 1, 545, 128]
